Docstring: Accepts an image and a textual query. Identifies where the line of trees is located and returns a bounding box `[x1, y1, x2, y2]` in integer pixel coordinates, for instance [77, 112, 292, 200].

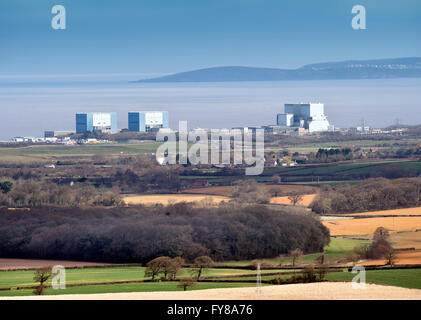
[311, 177, 421, 214]
[0, 180, 122, 207]
[308, 148, 353, 163]
[0, 203, 330, 263]
[144, 255, 214, 281]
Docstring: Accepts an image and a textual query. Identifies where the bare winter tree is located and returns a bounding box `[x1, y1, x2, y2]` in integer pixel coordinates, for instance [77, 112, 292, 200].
[144, 257, 166, 281]
[373, 227, 390, 242]
[290, 248, 303, 267]
[33, 267, 53, 295]
[385, 248, 398, 266]
[191, 256, 214, 280]
[288, 192, 304, 206]
[177, 278, 196, 291]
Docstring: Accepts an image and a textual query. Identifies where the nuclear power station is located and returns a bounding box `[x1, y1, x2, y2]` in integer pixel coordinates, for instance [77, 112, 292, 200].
[277, 103, 333, 133]
[128, 111, 169, 132]
[76, 112, 118, 134]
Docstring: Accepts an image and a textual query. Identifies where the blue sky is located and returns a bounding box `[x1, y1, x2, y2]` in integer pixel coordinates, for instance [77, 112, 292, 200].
[0, 0, 420, 75]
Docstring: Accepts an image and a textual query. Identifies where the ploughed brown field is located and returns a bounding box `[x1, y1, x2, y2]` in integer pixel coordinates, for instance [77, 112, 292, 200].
[323, 216, 421, 236]
[123, 194, 230, 206]
[270, 194, 317, 207]
[391, 231, 421, 249]
[181, 184, 318, 196]
[0, 258, 118, 271]
[346, 207, 421, 217]
[360, 249, 421, 265]
[321, 206, 421, 265]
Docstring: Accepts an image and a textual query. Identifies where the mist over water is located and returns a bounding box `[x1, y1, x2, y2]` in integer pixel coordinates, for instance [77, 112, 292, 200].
[0, 75, 420, 140]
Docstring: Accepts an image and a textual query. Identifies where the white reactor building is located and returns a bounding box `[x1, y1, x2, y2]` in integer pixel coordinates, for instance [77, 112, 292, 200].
[277, 103, 332, 133]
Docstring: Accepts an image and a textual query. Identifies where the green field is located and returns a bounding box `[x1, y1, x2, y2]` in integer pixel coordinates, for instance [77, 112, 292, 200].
[1, 236, 419, 297]
[0, 281, 260, 297]
[264, 160, 414, 176]
[266, 139, 421, 153]
[216, 237, 370, 267]
[0, 266, 286, 295]
[179, 159, 421, 184]
[0, 142, 162, 163]
[326, 268, 421, 290]
[219, 268, 421, 290]
[0, 237, 367, 297]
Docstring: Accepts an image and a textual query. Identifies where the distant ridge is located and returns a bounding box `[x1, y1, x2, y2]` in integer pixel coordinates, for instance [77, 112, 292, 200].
[134, 57, 421, 83]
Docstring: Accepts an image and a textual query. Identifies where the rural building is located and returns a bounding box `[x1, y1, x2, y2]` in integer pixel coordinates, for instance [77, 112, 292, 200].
[264, 159, 278, 167]
[44, 130, 75, 138]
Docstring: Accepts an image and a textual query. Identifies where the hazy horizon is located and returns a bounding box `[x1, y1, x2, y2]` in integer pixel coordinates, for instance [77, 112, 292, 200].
[1, 76, 420, 140]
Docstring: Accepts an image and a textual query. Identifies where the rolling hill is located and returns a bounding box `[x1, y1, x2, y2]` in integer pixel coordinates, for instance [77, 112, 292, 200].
[134, 57, 421, 83]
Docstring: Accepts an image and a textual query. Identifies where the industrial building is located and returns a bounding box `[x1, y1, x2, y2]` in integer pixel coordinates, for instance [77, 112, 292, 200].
[277, 103, 333, 133]
[44, 130, 75, 138]
[76, 112, 117, 134]
[128, 111, 169, 132]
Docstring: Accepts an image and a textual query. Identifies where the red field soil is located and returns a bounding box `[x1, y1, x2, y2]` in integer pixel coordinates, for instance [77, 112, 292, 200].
[323, 216, 421, 236]
[0, 258, 118, 271]
[346, 207, 421, 217]
[182, 184, 318, 196]
[270, 194, 317, 207]
[360, 249, 421, 266]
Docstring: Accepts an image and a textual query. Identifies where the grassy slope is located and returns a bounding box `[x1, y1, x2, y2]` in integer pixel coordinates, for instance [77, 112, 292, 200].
[0, 267, 286, 290]
[216, 238, 370, 266]
[0, 142, 162, 163]
[0, 282, 260, 297]
[0, 237, 366, 297]
[5, 268, 421, 296]
[2, 237, 420, 296]
[180, 159, 421, 184]
[267, 139, 421, 153]
[218, 269, 421, 290]
[326, 269, 421, 290]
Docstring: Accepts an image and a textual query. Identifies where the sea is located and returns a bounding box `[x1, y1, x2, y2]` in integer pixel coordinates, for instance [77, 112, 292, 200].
[0, 74, 420, 140]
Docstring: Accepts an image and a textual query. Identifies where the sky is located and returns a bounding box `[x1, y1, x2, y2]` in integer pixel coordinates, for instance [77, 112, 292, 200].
[0, 0, 420, 75]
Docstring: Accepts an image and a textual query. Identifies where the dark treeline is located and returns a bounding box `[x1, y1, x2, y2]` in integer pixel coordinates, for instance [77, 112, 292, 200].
[0, 204, 329, 263]
[0, 165, 185, 202]
[308, 148, 353, 163]
[311, 178, 421, 214]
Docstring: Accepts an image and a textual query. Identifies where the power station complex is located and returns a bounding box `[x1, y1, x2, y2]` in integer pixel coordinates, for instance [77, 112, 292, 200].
[128, 111, 169, 132]
[75, 111, 169, 134]
[277, 103, 333, 133]
[76, 112, 118, 134]
[68, 105, 332, 136]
